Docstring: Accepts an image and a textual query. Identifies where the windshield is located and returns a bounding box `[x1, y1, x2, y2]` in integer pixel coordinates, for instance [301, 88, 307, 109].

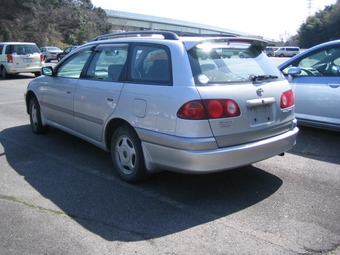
[188, 41, 282, 84]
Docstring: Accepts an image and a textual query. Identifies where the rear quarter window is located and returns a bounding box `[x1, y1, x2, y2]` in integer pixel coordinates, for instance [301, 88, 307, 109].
[128, 44, 172, 85]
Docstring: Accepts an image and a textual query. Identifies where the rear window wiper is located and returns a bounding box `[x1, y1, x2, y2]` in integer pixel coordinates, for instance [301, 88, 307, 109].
[249, 74, 278, 81]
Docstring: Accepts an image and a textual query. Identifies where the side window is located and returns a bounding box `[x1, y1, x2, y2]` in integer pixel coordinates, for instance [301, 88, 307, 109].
[56, 48, 93, 78]
[129, 44, 172, 85]
[297, 47, 340, 76]
[0, 45, 3, 55]
[85, 44, 128, 81]
[5, 45, 13, 54]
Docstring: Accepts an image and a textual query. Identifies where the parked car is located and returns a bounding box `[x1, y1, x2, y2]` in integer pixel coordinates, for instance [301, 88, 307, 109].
[40, 46, 62, 62]
[57, 45, 78, 61]
[216, 49, 234, 58]
[25, 31, 298, 183]
[0, 42, 44, 78]
[274, 47, 300, 57]
[278, 39, 340, 131]
[264, 47, 277, 57]
[238, 51, 250, 58]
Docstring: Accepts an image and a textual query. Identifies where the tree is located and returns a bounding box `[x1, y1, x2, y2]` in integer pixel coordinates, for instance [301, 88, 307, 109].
[0, 0, 112, 47]
[296, 1, 340, 48]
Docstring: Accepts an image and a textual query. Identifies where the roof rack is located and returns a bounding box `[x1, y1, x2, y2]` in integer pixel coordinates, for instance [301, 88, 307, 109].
[90, 30, 179, 42]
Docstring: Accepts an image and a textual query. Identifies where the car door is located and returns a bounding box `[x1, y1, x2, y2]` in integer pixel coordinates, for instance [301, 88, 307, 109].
[287, 47, 340, 126]
[40, 47, 93, 130]
[73, 44, 128, 141]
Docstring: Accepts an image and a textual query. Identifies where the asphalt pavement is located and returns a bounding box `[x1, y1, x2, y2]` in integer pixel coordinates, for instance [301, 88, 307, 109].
[0, 58, 339, 255]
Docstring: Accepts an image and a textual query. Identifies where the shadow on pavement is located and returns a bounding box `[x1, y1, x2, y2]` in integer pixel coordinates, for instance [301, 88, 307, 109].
[1, 125, 283, 241]
[288, 126, 340, 164]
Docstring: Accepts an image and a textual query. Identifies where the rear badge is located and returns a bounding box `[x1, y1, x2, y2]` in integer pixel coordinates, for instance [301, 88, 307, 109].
[219, 120, 233, 128]
[256, 88, 264, 97]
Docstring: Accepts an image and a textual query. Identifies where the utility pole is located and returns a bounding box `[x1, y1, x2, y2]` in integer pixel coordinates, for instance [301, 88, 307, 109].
[307, 0, 313, 16]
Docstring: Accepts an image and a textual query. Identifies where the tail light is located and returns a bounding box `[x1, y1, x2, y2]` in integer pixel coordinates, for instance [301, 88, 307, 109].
[40, 54, 44, 62]
[7, 54, 13, 63]
[280, 89, 294, 108]
[177, 99, 241, 120]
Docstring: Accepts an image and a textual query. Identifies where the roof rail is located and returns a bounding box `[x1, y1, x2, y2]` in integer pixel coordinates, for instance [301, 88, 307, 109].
[177, 33, 237, 38]
[90, 30, 179, 42]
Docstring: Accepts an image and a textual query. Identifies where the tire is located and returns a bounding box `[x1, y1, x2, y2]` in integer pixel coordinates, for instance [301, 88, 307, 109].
[110, 125, 149, 183]
[29, 97, 49, 134]
[1, 66, 8, 78]
[34, 72, 41, 77]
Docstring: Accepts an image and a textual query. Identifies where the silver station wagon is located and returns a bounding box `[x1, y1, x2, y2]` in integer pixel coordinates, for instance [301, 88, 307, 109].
[25, 31, 299, 183]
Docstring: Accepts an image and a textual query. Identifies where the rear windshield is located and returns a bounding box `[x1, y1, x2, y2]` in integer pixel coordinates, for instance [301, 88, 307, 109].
[188, 41, 282, 84]
[5, 44, 40, 55]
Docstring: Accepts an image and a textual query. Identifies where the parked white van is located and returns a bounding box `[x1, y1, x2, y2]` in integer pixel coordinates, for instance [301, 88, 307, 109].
[274, 47, 300, 57]
[0, 42, 44, 78]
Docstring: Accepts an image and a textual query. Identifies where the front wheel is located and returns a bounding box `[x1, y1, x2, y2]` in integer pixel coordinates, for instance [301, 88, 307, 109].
[29, 97, 49, 134]
[110, 125, 149, 183]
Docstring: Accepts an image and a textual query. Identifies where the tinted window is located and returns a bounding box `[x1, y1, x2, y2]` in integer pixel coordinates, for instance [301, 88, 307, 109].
[128, 44, 172, 85]
[5, 44, 40, 54]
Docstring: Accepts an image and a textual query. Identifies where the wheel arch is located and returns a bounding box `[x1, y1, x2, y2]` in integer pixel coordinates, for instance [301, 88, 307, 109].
[25, 91, 36, 114]
[1, 64, 8, 76]
[105, 118, 134, 151]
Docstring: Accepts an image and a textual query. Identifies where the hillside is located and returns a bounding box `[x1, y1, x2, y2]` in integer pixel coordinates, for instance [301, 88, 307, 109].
[0, 0, 112, 47]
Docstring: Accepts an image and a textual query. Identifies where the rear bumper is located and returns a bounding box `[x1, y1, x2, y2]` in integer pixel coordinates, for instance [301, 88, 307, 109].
[6, 65, 43, 74]
[139, 124, 299, 174]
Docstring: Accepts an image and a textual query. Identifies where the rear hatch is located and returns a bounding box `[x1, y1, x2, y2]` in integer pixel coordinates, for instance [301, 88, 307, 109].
[185, 38, 295, 147]
[8, 44, 42, 68]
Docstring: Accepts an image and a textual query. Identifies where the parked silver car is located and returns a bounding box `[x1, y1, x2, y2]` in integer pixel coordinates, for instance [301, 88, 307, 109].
[279, 39, 340, 131]
[40, 46, 62, 62]
[25, 31, 298, 183]
[264, 47, 277, 57]
[274, 47, 300, 57]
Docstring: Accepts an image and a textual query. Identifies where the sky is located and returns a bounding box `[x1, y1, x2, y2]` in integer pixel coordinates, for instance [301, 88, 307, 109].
[91, 0, 337, 41]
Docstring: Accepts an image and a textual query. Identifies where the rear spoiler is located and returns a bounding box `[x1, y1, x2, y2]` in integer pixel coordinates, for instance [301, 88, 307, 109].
[183, 37, 268, 51]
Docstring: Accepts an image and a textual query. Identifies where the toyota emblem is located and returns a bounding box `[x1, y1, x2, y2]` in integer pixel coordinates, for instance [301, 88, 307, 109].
[256, 88, 264, 97]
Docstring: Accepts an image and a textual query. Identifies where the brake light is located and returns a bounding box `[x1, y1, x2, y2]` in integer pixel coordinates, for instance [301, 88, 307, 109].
[280, 89, 294, 108]
[7, 54, 13, 63]
[177, 100, 206, 119]
[177, 99, 241, 120]
[40, 53, 44, 62]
